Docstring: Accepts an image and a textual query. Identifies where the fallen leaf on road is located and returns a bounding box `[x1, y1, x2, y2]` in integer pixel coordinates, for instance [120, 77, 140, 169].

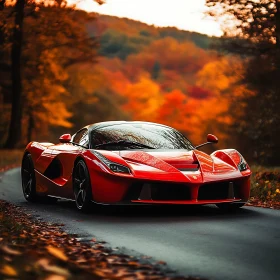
[127, 261, 140, 267]
[45, 266, 70, 277]
[0, 264, 18, 276]
[0, 200, 192, 280]
[36, 258, 50, 269]
[36, 258, 70, 277]
[44, 275, 66, 280]
[1, 245, 22, 255]
[47, 246, 68, 261]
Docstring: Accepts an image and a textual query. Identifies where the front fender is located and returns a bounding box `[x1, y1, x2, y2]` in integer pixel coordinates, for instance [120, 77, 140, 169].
[211, 149, 243, 169]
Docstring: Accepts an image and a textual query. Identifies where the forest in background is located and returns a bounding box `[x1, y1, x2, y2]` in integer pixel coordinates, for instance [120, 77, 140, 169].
[1, 1, 279, 165]
[85, 14, 251, 145]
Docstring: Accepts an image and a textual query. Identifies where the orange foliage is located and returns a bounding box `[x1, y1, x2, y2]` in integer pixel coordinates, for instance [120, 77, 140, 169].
[81, 17, 252, 146]
[125, 38, 212, 77]
[188, 86, 213, 99]
[147, 38, 211, 72]
[0, 6, 251, 147]
[111, 73, 164, 120]
[92, 15, 158, 37]
[154, 90, 190, 132]
[96, 45, 249, 146]
[152, 89, 232, 144]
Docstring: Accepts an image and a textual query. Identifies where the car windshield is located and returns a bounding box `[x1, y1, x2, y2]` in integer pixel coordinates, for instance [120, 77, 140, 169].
[90, 123, 194, 150]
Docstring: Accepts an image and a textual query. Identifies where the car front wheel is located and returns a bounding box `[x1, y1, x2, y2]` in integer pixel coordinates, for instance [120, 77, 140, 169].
[73, 160, 93, 212]
[21, 153, 37, 202]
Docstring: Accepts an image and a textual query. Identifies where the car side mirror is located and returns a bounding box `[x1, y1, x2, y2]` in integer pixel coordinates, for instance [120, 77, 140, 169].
[195, 134, 219, 149]
[207, 134, 218, 143]
[59, 134, 71, 143]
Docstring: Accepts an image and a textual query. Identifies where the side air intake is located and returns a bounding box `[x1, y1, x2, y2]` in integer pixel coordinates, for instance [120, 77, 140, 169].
[44, 158, 62, 179]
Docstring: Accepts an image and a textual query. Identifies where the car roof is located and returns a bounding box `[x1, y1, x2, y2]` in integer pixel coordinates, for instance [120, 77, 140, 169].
[86, 121, 173, 133]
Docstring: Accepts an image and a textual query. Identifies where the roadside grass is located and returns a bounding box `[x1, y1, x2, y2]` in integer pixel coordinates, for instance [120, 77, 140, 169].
[0, 149, 279, 208]
[248, 165, 280, 209]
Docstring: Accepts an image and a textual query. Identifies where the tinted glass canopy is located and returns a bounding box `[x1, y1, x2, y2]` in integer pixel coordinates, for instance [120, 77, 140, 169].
[90, 122, 194, 150]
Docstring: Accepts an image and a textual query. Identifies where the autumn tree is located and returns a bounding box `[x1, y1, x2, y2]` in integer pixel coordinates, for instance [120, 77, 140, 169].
[206, 1, 280, 50]
[66, 63, 129, 133]
[2, 0, 25, 148]
[206, 0, 280, 165]
[22, 4, 100, 141]
[1, 0, 103, 148]
[96, 26, 247, 147]
[1, 6, 250, 150]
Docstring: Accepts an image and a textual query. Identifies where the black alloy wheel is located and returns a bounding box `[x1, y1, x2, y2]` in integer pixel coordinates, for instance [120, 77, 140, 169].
[21, 153, 37, 202]
[73, 160, 93, 212]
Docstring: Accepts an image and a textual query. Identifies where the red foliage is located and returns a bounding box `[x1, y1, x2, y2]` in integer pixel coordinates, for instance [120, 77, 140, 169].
[188, 86, 213, 99]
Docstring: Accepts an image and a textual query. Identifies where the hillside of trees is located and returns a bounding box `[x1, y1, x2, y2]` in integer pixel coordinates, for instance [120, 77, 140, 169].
[84, 14, 250, 148]
[88, 14, 223, 58]
[1, 4, 265, 163]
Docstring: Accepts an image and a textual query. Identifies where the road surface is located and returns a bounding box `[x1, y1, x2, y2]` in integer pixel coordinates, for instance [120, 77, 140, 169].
[1, 168, 280, 280]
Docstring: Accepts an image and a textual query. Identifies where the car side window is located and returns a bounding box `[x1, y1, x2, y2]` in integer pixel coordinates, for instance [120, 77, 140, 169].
[79, 132, 89, 148]
[73, 129, 88, 147]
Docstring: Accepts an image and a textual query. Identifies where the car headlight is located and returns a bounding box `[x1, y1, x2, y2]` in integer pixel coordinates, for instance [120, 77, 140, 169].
[238, 154, 248, 171]
[91, 151, 131, 174]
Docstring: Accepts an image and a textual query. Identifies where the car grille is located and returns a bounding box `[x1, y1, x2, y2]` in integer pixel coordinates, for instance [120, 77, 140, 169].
[150, 183, 191, 200]
[124, 180, 241, 202]
[198, 181, 241, 200]
[124, 182, 191, 201]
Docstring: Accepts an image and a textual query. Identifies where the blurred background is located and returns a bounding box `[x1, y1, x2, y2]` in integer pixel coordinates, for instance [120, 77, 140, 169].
[0, 0, 279, 166]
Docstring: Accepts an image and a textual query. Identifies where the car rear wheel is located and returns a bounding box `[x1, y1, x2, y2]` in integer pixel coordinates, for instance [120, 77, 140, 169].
[21, 153, 37, 202]
[216, 203, 245, 211]
[73, 160, 93, 212]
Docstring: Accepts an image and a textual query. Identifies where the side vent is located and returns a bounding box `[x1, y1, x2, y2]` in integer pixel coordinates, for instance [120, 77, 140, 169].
[139, 184, 152, 200]
[44, 158, 62, 179]
[228, 182, 235, 199]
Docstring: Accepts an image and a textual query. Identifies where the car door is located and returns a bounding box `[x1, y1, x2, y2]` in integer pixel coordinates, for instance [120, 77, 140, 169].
[51, 128, 89, 173]
[41, 129, 88, 197]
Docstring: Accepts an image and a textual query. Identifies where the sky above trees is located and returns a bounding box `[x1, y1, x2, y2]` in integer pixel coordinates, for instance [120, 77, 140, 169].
[69, 0, 223, 36]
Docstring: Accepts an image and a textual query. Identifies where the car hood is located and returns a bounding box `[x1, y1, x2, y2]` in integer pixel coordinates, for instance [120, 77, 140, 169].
[118, 149, 237, 173]
[94, 149, 242, 183]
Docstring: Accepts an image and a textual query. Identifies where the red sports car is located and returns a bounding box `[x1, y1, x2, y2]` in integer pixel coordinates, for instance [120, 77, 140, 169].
[21, 121, 251, 211]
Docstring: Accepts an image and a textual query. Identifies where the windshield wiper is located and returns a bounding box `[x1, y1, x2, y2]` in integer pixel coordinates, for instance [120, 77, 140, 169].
[94, 140, 154, 149]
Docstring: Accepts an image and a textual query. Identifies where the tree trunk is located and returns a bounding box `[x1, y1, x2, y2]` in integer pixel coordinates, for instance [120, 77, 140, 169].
[276, 0, 280, 48]
[4, 0, 25, 148]
[0, 0, 6, 10]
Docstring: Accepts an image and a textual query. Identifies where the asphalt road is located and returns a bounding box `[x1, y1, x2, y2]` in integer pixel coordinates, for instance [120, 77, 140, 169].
[1, 168, 280, 280]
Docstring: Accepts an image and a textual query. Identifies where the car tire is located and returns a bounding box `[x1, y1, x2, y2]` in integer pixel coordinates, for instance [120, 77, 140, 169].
[73, 160, 93, 212]
[216, 203, 245, 211]
[21, 153, 37, 202]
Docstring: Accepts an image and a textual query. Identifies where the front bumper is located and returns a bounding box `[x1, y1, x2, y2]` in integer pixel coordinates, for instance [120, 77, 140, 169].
[118, 178, 250, 205]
